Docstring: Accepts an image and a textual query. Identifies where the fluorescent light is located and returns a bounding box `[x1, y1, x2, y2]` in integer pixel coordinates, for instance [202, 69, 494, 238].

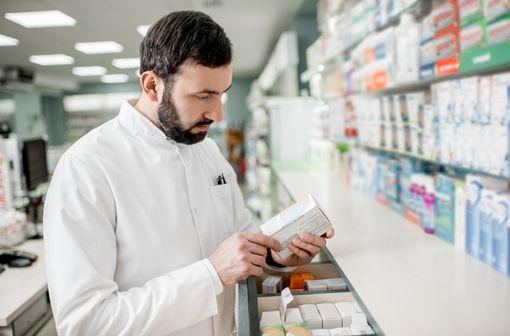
[101, 74, 129, 83]
[137, 25, 150, 37]
[112, 58, 139, 69]
[0, 34, 19, 46]
[72, 66, 106, 77]
[5, 10, 76, 28]
[75, 41, 123, 54]
[30, 54, 74, 66]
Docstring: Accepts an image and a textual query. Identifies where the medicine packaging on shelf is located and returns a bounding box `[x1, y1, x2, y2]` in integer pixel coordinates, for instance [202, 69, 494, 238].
[325, 278, 347, 290]
[260, 194, 332, 259]
[459, 0, 484, 26]
[460, 21, 487, 52]
[483, 0, 510, 22]
[262, 275, 283, 294]
[305, 279, 328, 292]
[299, 304, 323, 330]
[310, 329, 331, 336]
[479, 189, 496, 263]
[492, 194, 510, 276]
[316, 303, 343, 329]
[487, 17, 510, 45]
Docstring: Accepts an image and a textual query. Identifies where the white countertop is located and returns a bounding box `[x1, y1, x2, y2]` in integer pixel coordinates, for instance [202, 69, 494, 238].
[275, 169, 510, 336]
[0, 239, 47, 326]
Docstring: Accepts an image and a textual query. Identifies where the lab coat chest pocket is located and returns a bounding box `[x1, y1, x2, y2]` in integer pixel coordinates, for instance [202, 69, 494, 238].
[210, 183, 234, 236]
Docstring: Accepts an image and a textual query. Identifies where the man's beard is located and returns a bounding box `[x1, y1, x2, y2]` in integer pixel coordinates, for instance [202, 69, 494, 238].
[158, 88, 213, 145]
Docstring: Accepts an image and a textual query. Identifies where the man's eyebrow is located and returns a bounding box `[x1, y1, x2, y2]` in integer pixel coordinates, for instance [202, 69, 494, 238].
[194, 84, 232, 95]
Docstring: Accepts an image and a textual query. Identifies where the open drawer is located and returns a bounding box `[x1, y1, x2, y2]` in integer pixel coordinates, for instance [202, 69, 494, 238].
[236, 248, 383, 336]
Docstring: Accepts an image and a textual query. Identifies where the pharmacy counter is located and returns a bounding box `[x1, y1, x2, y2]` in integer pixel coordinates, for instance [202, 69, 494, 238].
[274, 169, 510, 336]
[0, 240, 55, 335]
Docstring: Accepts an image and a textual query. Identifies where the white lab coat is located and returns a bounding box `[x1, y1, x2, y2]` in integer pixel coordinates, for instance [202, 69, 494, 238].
[43, 100, 253, 336]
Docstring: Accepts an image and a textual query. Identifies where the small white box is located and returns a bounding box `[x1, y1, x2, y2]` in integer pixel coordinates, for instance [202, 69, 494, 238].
[260, 311, 282, 328]
[262, 275, 282, 294]
[305, 279, 328, 292]
[285, 307, 304, 325]
[335, 302, 367, 327]
[350, 323, 374, 335]
[299, 304, 323, 329]
[329, 327, 355, 336]
[316, 303, 343, 329]
[311, 329, 331, 336]
[325, 278, 347, 290]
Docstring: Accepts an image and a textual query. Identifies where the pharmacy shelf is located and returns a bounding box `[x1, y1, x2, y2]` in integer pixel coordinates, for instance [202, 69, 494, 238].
[362, 145, 510, 181]
[273, 168, 510, 336]
[302, 0, 425, 83]
[353, 41, 510, 96]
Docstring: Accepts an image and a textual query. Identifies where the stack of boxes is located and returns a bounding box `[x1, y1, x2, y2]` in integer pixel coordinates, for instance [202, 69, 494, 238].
[356, 71, 510, 178]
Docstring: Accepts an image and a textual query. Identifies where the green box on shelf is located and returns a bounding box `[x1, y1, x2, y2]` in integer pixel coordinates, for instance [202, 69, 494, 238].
[460, 0, 484, 27]
[460, 40, 510, 72]
[434, 174, 456, 244]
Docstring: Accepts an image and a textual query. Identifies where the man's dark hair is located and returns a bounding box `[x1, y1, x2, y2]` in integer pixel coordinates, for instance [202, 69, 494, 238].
[139, 11, 232, 81]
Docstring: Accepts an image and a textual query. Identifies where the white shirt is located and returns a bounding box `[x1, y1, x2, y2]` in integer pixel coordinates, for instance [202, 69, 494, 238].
[43, 100, 253, 336]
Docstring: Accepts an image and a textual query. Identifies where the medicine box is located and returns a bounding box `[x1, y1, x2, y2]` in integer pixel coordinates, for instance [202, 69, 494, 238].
[434, 174, 456, 244]
[299, 304, 323, 330]
[317, 303, 343, 329]
[325, 278, 347, 290]
[466, 175, 484, 256]
[479, 189, 496, 263]
[305, 279, 328, 292]
[335, 302, 367, 327]
[262, 275, 282, 294]
[454, 180, 467, 251]
[285, 307, 304, 325]
[329, 327, 355, 336]
[260, 311, 282, 328]
[261, 194, 332, 259]
[492, 194, 510, 276]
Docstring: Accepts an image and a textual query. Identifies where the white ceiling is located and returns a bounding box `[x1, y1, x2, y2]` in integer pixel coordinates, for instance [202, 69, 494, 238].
[0, 0, 303, 87]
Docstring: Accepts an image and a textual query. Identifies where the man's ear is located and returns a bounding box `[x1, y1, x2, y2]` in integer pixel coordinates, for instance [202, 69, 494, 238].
[139, 71, 164, 103]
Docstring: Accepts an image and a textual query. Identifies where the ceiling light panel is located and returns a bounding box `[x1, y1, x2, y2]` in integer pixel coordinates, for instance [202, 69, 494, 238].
[101, 74, 130, 83]
[75, 41, 123, 54]
[30, 54, 74, 66]
[72, 66, 107, 76]
[4, 10, 76, 28]
[0, 34, 19, 46]
[112, 58, 140, 69]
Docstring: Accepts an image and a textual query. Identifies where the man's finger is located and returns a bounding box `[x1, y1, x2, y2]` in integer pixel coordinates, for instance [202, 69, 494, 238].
[245, 232, 281, 251]
[293, 238, 320, 256]
[289, 243, 311, 259]
[249, 254, 266, 267]
[299, 232, 326, 248]
[325, 228, 335, 239]
[249, 264, 263, 277]
[247, 242, 268, 257]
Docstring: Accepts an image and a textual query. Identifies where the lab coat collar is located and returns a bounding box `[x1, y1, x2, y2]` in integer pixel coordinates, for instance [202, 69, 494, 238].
[119, 99, 177, 147]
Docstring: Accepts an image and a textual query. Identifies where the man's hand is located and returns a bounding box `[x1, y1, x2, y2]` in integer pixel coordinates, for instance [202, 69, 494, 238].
[208, 232, 281, 286]
[271, 228, 335, 267]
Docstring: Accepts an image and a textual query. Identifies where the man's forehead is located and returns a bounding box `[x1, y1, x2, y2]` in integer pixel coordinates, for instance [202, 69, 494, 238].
[175, 62, 232, 90]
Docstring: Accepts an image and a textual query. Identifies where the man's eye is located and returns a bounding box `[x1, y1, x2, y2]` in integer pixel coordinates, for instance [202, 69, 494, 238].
[196, 94, 209, 100]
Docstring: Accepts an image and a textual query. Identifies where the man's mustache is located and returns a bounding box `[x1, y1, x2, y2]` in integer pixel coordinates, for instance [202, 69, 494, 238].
[191, 119, 214, 129]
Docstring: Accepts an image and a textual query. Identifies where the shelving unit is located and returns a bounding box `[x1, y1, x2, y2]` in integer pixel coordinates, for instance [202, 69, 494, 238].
[362, 145, 510, 181]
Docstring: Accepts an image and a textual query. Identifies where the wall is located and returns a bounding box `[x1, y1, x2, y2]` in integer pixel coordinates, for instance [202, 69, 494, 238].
[225, 77, 256, 128]
[292, 0, 320, 93]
